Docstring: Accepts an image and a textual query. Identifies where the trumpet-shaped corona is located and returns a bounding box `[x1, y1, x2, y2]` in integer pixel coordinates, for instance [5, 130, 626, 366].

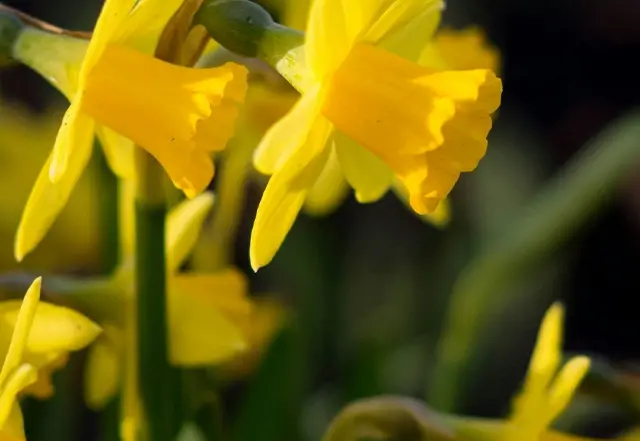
[81, 44, 246, 196]
[250, 0, 502, 270]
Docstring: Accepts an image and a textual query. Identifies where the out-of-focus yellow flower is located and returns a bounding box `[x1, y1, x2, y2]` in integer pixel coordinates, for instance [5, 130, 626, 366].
[220, 298, 288, 380]
[0, 278, 101, 441]
[250, 0, 502, 270]
[299, 6, 500, 226]
[15, 0, 248, 261]
[84, 187, 251, 412]
[451, 303, 591, 441]
[0, 103, 100, 272]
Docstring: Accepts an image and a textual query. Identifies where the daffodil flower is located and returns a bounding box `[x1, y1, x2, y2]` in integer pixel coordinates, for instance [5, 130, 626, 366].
[304, 25, 500, 227]
[15, 0, 248, 261]
[84, 186, 251, 412]
[250, 0, 502, 270]
[451, 303, 591, 441]
[0, 278, 101, 441]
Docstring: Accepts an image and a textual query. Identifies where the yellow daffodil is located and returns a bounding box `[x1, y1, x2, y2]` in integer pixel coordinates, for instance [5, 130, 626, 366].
[305, 25, 500, 225]
[451, 303, 591, 441]
[84, 186, 251, 411]
[0, 103, 100, 272]
[15, 0, 248, 261]
[0, 277, 101, 441]
[250, 0, 502, 270]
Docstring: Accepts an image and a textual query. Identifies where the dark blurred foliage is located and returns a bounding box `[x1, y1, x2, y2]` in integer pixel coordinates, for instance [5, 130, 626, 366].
[1, 0, 639, 439]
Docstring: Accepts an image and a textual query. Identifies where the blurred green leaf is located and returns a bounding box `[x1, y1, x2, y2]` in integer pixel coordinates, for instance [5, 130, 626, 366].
[429, 111, 640, 412]
[231, 320, 303, 441]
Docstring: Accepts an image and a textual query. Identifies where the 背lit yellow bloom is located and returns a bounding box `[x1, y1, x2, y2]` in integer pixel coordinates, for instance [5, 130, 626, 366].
[0, 103, 101, 272]
[0, 278, 101, 441]
[15, 0, 248, 261]
[451, 303, 591, 441]
[84, 187, 251, 412]
[250, 0, 502, 270]
[305, 25, 500, 226]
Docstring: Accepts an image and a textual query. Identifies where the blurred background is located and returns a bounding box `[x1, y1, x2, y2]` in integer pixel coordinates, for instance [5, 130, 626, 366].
[1, 0, 639, 440]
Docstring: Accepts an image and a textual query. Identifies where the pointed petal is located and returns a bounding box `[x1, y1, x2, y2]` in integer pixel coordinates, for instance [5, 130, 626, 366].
[115, 0, 183, 49]
[334, 132, 393, 203]
[0, 402, 27, 441]
[16, 119, 93, 261]
[48, 100, 94, 183]
[0, 301, 102, 354]
[79, 0, 137, 78]
[365, 0, 442, 45]
[166, 192, 215, 273]
[545, 356, 591, 427]
[0, 365, 36, 431]
[304, 147, 350, 216]
[305, 0, 350, 77]
[250, 118, 332, 271]
[528, 303, 564, 392]
[379, 3, 442, 61]
[84, 334, 121, 410]
[0, 278, 41, 388]
[168, 274, 249, 365]
[95, 125, 135, 179]
[253, 86, 322, 175]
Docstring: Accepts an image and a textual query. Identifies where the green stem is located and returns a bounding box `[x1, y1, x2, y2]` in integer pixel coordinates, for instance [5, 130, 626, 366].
[134, 148, 182, 441]
[428, 112, 640, 411]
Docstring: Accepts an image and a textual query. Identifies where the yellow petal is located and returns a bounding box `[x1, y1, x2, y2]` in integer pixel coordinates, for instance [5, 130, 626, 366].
[15, 117, 94, 261]
[0, 365, 37, 431]
[115, 0, 183, 51]
[250, 117, 333, 271]
[365, 0, 442, 45]
[95, 125, 135, 179]
[379, 3, 442, 61]
[168, 273, 250, 366]
[48, 99, 95, 183]
[0, 402, 27, 441]
[305, 0, 350, 77]
[526, 303, 564, 396]
[0, 278, 41, 389]
[544, 356, 590, 428]
[84, 332, 121, 410]
[166, 192, 215, 273]
[78, 0, 137, 83]
[22, 353, 68, 399]
[421, 27, 501, 72]
[304, 147, 350, 216]
[334, 132, 392, 203]
[253, 85, 323, 175]
[0, 301, 101, 355]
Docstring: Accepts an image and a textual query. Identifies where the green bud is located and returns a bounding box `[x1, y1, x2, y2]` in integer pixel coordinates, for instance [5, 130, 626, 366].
[196, 0, 310, 91]
[0, 5, 25, 65]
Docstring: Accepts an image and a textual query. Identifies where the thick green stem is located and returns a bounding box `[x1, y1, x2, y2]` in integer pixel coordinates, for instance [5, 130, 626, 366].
[134, 149, 181, 441]
[428, 112, 640, 411]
